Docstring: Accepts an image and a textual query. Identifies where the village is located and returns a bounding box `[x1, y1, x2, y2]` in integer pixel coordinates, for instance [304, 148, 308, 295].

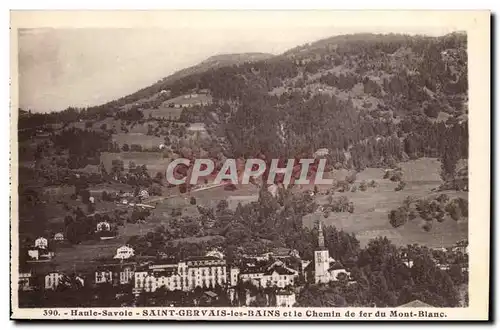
[18, 215, 469, 308]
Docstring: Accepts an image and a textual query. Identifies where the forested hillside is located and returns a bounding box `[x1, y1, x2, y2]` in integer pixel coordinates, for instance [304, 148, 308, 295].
[19, 32, 468, 184]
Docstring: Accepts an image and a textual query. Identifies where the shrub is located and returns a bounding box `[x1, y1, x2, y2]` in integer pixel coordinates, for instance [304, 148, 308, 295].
[390, 171, 403, 182]
[345, 171, 357, 184]
[359, 181, 367, 191]
[424, 103, 440, 118]
[395, 181, 406, 191]
[190, 197, 197, 205]
[445, 200, 462, 221]
[388, 207, 408, 228]
[456, 197, 468, 217]
[422, 221, 433, 232]
[416, 198, 432, 220]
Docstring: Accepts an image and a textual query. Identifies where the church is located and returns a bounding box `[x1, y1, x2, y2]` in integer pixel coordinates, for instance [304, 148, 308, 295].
[312, 221, 350, 284]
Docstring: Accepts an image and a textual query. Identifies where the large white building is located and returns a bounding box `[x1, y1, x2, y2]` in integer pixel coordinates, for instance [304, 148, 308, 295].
[134, 255, 227, 293]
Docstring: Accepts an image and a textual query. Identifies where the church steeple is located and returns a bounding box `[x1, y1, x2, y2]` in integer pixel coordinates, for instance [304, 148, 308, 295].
[318, 220, 325, 249]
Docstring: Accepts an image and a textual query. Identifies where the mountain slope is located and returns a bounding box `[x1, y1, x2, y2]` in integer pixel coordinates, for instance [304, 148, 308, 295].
[159, 52, 274, 85]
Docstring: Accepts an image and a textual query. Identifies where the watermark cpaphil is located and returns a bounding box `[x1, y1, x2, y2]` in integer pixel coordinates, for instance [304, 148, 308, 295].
[166, 158, 334, 186]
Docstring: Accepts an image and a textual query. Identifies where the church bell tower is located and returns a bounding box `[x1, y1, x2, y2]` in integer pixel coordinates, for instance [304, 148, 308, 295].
[314, 219, 330, 283]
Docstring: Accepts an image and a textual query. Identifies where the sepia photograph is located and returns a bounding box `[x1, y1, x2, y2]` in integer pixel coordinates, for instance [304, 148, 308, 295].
[10, 10, 490, 320]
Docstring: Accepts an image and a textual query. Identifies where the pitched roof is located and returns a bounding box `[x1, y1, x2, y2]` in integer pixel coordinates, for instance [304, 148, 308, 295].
[204, 291, 218, 298]
[264, 265, 296, 276]
[398, 300, 434, 308]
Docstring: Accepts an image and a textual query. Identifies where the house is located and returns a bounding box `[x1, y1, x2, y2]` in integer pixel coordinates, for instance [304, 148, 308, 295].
[206, 249, 224, 260]
[327, 260, 350, 282]
[204, 290, 218, 304]
[187, 123, 207, 132]
[27, 247, 54, 261]
[236, 260, 299, 289]
[54, 233, 64, 241]
[95, 263, 136, 285]
[313, 148, 329, 158]
[34, 237, 48, 249]
[95, 269, 113, 284]
[27, 249, 39, 260]
[45, 272, 64, 290]
[120, 265, 135, 284]
[138, 190, 149, 200]
[96, 221, 111, 232]
[276, 290, 296, 307]
[114, 245, 135, 260]
[18, 269, 33, 291]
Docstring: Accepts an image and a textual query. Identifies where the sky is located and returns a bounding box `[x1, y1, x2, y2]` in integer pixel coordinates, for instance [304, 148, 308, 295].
[16, 12, 457, 113]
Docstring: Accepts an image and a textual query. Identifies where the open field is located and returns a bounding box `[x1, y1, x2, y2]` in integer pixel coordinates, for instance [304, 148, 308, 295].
[112, 133, 164, 149]
[100, 151, 168, 176]
[142, 107, 183, 120]
[166, 94, 212, 106]
[303, 158, 468, 248]
[49, 219, 164, 273]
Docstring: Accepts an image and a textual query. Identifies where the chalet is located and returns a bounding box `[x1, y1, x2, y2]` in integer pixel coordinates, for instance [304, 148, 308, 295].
[54, 232, 64, 241]
[96, 221, 111, 232]
[114, 245, 135, 260]
[34, 237, 48, 249]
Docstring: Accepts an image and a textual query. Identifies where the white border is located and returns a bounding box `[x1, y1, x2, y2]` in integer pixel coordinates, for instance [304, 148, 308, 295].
[3, 6, 489, 326]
